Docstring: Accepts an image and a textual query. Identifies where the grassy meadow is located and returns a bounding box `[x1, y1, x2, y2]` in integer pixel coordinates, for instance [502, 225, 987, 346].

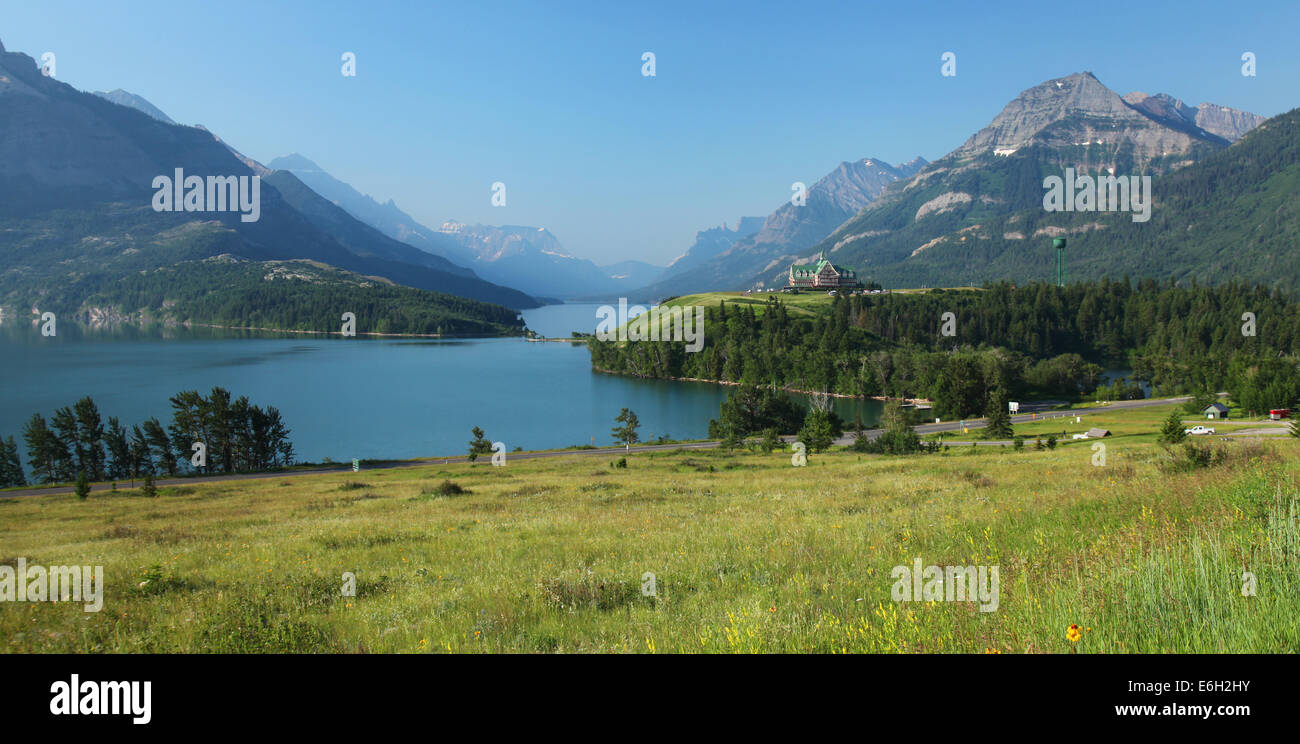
[661, 287, 977, 319]
[2, 401, 1297, 653]
[923, 403, 1290, 442]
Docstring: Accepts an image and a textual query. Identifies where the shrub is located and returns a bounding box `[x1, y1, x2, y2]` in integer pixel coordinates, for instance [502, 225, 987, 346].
[851, 430, 871, 453]
[423, 480, 469, 497]
[1159, 408, 1188, 445]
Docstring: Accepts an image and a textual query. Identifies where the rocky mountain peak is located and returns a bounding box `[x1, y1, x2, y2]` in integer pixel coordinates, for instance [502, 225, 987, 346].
[1124, 91, 1265, 142]
[955, 72, 1239, 163]
[956, 72, 1138, 155]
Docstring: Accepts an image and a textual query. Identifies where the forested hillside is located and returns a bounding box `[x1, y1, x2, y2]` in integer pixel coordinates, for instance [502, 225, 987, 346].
[74, 257, 525, 336]
[589, 282, 1300, 419]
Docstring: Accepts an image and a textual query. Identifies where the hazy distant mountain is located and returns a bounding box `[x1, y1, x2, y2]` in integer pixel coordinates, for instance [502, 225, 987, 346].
[631, 157, 926, 300]
[269, 153, 663, 298]
[779, 72, 1266, 290]
[91, 88, 274, 177]
[261, 170, 489, 280]
[601, 259, 665, 290]
[0, 39, 540, 324]
[661, 217, 765, 276]
[1122, 92, 1265, 143]
[266, 154, 474, 275]
[92, 88, 175, 124]
[433, 222, 640, 298]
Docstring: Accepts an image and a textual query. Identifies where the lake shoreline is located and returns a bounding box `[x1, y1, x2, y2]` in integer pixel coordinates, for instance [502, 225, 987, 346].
[185, 322, 524, 339]
[589, 365, 933, 405]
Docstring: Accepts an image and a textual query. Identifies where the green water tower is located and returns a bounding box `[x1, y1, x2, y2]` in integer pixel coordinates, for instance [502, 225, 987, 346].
[1052, 237, 1067, 287]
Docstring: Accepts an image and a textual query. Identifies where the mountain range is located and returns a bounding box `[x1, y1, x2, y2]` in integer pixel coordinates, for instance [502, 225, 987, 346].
[630, 156, 927, 300]
[770, 72, 1278, 290]
[0, 38, 539, 336]
[266, 154, 664, 299]
[2, 34, 1292, 324]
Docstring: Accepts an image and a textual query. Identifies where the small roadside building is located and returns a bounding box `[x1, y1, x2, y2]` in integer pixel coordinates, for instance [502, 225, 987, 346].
[1203, 402, 1229, 420]
[1085, 428, 1111, 438]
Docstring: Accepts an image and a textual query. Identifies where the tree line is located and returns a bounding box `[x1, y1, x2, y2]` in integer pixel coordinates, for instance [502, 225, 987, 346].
[589, 279, 1300, 420]
[0, 387, 294, 488]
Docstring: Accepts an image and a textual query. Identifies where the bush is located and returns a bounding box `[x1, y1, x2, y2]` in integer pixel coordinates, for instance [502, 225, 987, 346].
[851, 430, 872, 453]
[1046, 436, 1057, 450]
[797, 406, 843, 454]
[423, 480, 469, 497]
[1159, 408, 1188, 445]
[1159, 440, 1274, 473]
[1013, 436, 1024, 450]
[75, 470, 90, 500]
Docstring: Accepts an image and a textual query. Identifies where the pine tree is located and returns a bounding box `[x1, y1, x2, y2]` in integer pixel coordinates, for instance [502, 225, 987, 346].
[22, 413, 58, 483]
[74, 469, 90, 500]
[875, 401, 922, 455]
[0, 436, 25, 487]
[1159, 408, 1188, 445]
[51, 406, 82, 481]
[73, 397, 106, 480]
[797, 400, 843, 454]
[130, 425, 153, 478]
[142, 417, 177, 475]
[105, 417, 131, 480]
[984, 387, 1014, 440]
[612, 408, 641, 449]
[467, 426, 493, 462]
[141, 470, 157, 498]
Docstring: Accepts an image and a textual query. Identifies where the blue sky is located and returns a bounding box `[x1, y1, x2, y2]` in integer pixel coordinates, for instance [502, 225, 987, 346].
[5, 0, 1297, 266]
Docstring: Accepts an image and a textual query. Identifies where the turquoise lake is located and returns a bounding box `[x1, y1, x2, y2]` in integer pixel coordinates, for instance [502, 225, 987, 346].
[0, 303, 884, 463]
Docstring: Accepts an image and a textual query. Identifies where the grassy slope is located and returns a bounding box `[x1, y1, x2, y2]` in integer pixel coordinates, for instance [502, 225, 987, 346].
[1, 401, 1297, 653]
[660, 288, 964, 319]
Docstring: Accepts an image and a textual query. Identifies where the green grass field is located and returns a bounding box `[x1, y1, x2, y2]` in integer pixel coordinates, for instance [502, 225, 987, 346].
[922, 405, 1291, 443]
[660, 288, 977, 319]
[2, 401, 1297, 653]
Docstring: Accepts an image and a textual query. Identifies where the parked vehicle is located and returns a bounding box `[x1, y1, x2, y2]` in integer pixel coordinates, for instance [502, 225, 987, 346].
[1184, 425, 1215, 436]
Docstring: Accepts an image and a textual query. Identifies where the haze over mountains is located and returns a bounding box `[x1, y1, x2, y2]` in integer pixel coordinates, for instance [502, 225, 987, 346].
[91, 88, 175, 125]
[631, 156, 928, 300]
[1, 31, 1291, 327]
[268, 154, 664, 299]
[0, 38, 539, 334]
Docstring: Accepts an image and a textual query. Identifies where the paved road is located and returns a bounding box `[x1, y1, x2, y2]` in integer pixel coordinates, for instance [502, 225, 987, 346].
[0, 394, 1198, 499]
